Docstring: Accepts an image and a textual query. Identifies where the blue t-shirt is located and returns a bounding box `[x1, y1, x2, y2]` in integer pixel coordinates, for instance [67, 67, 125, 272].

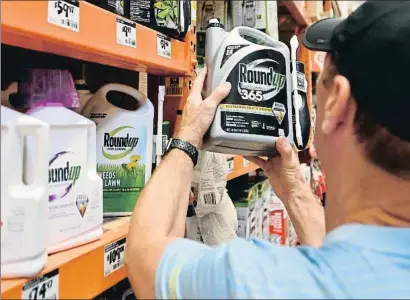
[155, 224, 410, 299]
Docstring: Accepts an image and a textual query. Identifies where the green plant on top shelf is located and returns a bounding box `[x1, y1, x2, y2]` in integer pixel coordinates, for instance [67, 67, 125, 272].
[154, 0, 179, 28]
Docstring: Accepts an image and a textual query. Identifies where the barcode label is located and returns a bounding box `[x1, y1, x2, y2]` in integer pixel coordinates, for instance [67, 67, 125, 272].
[62, 19, 78, 29]
[203, 192, 216, 205]
[296, 72, 307, 93]
[165, 77, 183, 96]
[22, 269, 59, 300]
[116, 18, 137, 48]
[166, 86, 183, 95]
[227, 158, 234, 173]
[48, 0, 80, 32]
[162, 135, 168, 154]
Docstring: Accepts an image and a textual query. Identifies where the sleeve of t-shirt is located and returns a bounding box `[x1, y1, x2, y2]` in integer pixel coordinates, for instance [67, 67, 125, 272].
[155, 237, 315, 299]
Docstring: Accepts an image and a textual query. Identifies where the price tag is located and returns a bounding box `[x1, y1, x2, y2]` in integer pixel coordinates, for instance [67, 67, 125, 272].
[227, 158, 234, 173]
[157, 33, 172, 59]
[104, 237, 126, 277]
[48, 0, 79, 32]
[22, 269, 59, 300]
[116, 18, 137, 48]
[243, 158, 249, 168]
[165, 77, 183, 96]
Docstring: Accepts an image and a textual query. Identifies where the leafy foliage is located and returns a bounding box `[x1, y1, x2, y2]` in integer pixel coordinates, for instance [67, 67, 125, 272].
[154, 0, 179, 25]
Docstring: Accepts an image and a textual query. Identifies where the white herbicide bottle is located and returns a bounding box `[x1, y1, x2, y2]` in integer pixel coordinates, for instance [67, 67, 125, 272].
[1, 105, 49, 278]
[202, 18, 294, 156]
[81, 83, 154, 216]
[26, 103, 103, 254]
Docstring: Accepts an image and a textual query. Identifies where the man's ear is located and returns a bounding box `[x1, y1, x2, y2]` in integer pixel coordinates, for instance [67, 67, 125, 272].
[321, 75, 352, 135]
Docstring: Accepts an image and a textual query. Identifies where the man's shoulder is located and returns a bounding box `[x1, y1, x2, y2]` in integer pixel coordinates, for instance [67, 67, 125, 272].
[225, 237, 338, 271]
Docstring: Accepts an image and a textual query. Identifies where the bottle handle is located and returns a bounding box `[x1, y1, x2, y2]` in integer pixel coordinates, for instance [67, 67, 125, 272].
[81, 83, 147, 116]
[17, 120, 49, 189]
[234, 26, 278, 48]
[99, 83, 147, 106]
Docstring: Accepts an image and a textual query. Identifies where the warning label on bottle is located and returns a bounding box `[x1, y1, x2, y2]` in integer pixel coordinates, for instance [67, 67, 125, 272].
[221, 104, 276, 135]
[272, 102, 286, 125]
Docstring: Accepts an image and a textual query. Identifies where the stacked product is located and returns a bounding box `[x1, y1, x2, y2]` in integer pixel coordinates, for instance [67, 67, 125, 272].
[87, 0, 192, 39]
[196, 0, 279, 68]
[1, 67, 156, 278]
[230, 177, 299, 246]
[1, 69, 104, 278]
[186, 151, 238, 246]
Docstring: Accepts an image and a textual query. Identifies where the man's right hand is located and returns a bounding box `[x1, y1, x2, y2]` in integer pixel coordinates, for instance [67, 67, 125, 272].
[245, 137, 307, 203]
[247, 137, 326, 246]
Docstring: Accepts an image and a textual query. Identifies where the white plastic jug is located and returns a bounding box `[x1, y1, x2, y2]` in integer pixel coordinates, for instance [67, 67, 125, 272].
[1, 105, 49, 278]
[82, 83, 154, 216]
[203, 18, 295, 156]
[26, 103, 103, 254]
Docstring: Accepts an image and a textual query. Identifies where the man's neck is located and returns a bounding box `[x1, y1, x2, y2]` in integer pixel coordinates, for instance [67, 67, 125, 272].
[325, 159, 410, 232]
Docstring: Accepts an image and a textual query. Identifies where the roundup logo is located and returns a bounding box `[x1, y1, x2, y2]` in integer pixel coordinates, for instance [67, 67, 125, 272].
[103, 126, 139, 160]
[238, 59, 286, 102]
[49, 151, 81, 201]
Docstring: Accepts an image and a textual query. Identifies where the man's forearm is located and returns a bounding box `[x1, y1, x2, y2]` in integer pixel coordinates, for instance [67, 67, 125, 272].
[129, 149, 193, 240]
[283, 183, 326, 247]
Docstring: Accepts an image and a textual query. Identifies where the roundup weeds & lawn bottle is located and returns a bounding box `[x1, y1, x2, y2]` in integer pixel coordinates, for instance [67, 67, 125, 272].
[81, 84, 154, 216]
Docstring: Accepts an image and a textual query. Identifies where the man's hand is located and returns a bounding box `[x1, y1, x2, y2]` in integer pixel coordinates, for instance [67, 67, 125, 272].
[246, 137, 305, 203]
[177, 67, 231, 148]
[246, 137, 326, 246]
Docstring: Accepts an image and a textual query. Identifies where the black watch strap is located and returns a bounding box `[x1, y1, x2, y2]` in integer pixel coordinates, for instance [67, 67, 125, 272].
[165, 138, 199, 166]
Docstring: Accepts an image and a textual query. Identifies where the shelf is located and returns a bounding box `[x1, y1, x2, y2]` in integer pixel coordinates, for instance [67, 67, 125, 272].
[1, 171, 256, 298]
[282, 1, 312, 26]
[227, 156, 259, 181]
[1, 1, 193, 76]
[1, 217, 130, 299]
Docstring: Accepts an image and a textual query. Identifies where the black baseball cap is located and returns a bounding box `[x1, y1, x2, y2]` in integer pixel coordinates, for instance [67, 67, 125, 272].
[303, 1, 410, 142]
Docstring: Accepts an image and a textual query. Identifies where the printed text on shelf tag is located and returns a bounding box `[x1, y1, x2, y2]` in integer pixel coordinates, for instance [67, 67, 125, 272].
[157, 33, 172, 59]
[104, 237, 126, 277]
[22, 269, 59, 300]
[48, 0, 79, 32]
[116, 18, 137, 48]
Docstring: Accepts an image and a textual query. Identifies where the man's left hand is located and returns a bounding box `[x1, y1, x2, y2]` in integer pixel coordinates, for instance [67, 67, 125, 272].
[177, 67, 232, 148]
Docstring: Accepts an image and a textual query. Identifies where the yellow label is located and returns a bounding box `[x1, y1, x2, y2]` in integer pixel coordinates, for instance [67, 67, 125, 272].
[220, 104, 272, 113]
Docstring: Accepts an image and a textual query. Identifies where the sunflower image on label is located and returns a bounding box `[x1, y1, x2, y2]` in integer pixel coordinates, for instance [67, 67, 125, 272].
[221, 49, 289, 137]
[75, 194, 89, 217]
[97, 125, 147, 213]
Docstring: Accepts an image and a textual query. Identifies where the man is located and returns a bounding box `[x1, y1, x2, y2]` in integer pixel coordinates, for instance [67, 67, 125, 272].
[125, 1, 410, 298]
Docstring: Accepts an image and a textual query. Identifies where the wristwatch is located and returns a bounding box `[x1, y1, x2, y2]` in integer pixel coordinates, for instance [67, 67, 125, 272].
[165, 138, 199, 166]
